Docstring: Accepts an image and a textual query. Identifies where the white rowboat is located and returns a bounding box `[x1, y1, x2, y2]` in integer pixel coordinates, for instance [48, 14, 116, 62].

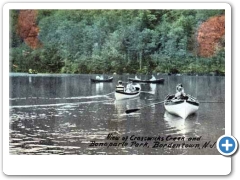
[115, 85, 141, 100]
[164, 94, 199, 119]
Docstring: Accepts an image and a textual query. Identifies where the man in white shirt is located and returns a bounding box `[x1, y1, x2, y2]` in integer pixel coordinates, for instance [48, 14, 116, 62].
[135, 75, 140, 80]
[96, 75, 100, 80]
[126, 81, 135, 93]
[175, 84, 186, 99]
[150, 75, 156, 81]
[116, 80, 125, 92]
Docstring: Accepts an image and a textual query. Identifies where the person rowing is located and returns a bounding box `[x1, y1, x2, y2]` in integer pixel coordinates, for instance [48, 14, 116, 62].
[116, 80, 125, 92]
[96, 75, 104, 80]
[150, 75, 156, 81]
[135, 75, 140, 80]
[174, 84, 186, 99]
[96, 75, 101, 80]
[126, 81, 135, 93]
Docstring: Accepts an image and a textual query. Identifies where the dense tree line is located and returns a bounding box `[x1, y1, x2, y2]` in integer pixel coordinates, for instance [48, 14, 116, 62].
[10, 10, 225, 74]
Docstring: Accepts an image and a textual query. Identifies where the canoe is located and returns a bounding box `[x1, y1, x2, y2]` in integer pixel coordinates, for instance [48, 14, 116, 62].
[164, 94, 199, 119]
[91, 77, 113, 83]
[115, 85, 141, 100]
[128, 78, 164, 84]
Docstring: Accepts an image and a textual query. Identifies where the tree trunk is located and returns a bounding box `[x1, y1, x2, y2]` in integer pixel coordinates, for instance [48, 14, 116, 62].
[139, 51, 142, 70]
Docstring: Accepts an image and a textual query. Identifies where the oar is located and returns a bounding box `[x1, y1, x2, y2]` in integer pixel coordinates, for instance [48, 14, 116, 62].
[103, 92, 115, 96]
[199, 101, 224, 103]
[140, 91, 155, 95]
[125, 100, 165, 114]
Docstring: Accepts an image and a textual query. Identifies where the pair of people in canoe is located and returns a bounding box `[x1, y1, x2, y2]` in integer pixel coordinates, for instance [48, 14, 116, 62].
[116, 80, 136, 93]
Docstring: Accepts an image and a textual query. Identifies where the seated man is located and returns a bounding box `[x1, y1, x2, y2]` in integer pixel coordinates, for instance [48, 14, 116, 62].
[96, 75, 100, 80]
[116, 80, 125, 92]
[126, 81, 135, 93]
[135, 75, 140, 80]
[175, 84, 186, 99]
[150, 75, 156, 81]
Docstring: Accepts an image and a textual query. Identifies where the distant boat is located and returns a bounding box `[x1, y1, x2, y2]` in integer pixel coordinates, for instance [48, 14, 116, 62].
[28, 69, 37, 74]
[91, 77, 113, 83]
[164, 94, 199, 119]
[128, 77, 164, 84]
[115, 84, 141, 100]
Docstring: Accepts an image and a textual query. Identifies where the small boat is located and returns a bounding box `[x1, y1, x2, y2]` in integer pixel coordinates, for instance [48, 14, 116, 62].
[115, 85, 141, 100]
[91, 77, 113, 83]
[164, 94, 199, 119]
[28, 69, 38, 74]
[128, 78, 164, 84]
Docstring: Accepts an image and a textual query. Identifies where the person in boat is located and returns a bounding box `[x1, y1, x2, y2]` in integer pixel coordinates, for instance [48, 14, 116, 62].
[100, 75, 104, 80]
[175, 84, 186, 99]
[126, 81, 135, 93]
[135, 75, 140, 80]
[29, 68, 33, 74]
[96, 75, 101, 80]
[116, 80, 125, 92]
[150, 75, 156, 81]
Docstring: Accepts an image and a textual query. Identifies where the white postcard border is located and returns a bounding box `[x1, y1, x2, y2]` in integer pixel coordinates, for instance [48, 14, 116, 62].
[3, 2, 231, 175]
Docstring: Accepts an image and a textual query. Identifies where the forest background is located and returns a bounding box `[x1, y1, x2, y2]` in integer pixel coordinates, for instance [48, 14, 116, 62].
[10, 10, 225, 75]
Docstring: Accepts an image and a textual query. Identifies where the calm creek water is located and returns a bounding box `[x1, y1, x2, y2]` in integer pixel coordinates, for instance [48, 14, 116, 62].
[9, 73, 225, 155]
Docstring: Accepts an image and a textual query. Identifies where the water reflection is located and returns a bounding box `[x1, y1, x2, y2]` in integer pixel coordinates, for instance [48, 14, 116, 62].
[164, 111, 200, 137]
[96, 82, 103, 93]
[164, 112, 187, 135]
[28, 76, 32, 83]
[150, 83, 156, 94]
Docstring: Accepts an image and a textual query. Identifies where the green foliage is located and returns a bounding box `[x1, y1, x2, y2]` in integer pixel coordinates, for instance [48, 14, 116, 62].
[195, 10, 224, 22]
[10, 10, 22, 48]
[10, 9, 225, 74]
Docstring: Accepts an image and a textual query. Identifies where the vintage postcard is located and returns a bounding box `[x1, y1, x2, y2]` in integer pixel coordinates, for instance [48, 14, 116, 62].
[3, 2, 232, 175]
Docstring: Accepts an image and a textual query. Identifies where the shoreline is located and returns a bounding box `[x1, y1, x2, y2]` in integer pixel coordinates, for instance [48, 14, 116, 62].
[9, 72, 225, 77]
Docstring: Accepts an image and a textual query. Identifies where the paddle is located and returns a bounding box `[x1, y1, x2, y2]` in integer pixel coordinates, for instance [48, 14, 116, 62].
[199, 101, 224, 103]
[125, 98, 224, 114]
[140, 91, 155, 95]
[103, 92, 115, 96]
[125, 100, 165, 114]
